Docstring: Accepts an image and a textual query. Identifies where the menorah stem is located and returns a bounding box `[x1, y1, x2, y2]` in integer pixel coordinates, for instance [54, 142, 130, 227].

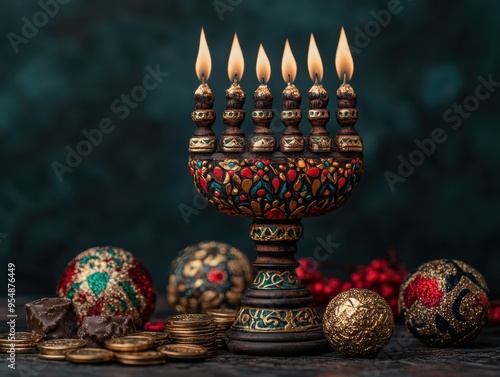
[225, 220, 329, 356]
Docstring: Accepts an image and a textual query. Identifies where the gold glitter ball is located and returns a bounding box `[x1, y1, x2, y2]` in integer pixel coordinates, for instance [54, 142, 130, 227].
[399, 259, 489, 347]
[323, 288, 395, 357]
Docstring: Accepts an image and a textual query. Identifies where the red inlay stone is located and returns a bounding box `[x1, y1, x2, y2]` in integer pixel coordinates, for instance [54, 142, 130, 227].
[287, 169, 297, 181]
[307, 167, 320, 177]
[214, 167, 223, 180]
[272, 178, 280, 191]
[338, 177, 346, 189]
[241, 167, 253, 178]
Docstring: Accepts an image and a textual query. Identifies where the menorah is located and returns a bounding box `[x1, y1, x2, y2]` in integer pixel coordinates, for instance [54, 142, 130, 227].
[187, 28, 364, 356]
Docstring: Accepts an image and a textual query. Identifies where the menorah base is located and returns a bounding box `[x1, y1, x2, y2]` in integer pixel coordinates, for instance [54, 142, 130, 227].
[225, 329, 329, 356]
[220, 220, 331, 356]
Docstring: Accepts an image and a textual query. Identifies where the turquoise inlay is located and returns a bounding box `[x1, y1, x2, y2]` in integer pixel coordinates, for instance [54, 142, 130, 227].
[67, 282, 81, 299]
[119, 281, 141, 311]
[79, 255, 98, 265]
[87, 272, 110, 297]
[120, 300, 128, 312]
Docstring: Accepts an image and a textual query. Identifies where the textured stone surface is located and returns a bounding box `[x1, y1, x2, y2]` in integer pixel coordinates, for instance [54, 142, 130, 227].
[1, 296, 499, 376]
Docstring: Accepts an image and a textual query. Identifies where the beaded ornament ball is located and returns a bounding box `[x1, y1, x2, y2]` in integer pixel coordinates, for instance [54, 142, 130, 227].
[57, 246, 156, 327]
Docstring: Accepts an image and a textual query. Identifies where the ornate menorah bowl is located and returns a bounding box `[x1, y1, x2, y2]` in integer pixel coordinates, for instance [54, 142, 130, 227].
[188, 80, 363, 355]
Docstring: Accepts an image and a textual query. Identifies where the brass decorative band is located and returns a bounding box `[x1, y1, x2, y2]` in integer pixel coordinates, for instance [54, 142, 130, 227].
[280, 136, 305, 152]
[232, 306, 322, 332]
[191, 110, 216, 122]
[220, 136, 246, 152]
[250, 223, 303, 242]
[251, 110, 274, 120]
[189, 136, 217, 153]
[281, 109, 302, 120]
[335, 135, 363, 152]
[222, 109, 245, 121]
[308, 135, 332, 152]
[250, 270, 304, 290]
[336, 108, 358, 119]
[307, 109, 330, 120]
[249, 136, 276, 152]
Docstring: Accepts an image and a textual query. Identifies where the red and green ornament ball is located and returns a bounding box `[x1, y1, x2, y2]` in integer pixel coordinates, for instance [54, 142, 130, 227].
[57, 246, 156, 327]
[399, 259, 489, 347]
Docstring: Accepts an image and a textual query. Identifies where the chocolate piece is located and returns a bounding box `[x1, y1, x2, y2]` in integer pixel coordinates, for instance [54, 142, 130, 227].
[77, 316, 135, 347]
[25, 298, 77, 340]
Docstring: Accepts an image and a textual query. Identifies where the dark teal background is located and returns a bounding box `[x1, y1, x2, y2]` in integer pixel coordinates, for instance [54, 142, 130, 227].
[1, 0, 499, 297]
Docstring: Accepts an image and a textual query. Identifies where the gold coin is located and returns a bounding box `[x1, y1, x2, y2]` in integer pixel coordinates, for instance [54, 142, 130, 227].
[0, 346, 37, 354]
[38, 353, 67, 361]
[0, 332, 42, 345]
[166, 314, 213, 327]
[113, 350, 164, 361]
[116, 358, 165, 365]
[157, 344, 208, 359]
[104, 336, 153, 352]
[206, 308, 239, 318]
[131, 332, 169, 341]
[113, 350, 166, 365]
[37, 339, 86, 355]
[66, 348, 114, 363]
[167, 329, 217, 336]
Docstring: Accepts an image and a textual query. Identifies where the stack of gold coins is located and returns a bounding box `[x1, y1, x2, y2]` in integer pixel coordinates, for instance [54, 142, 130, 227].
[104, 336, 154, 352]
[0, 332, 42, 354]
[104, 336, 166, 365]
[165, 314, 217, 355]
[37, 339, 86, 360]
[113, 351, 165, 365]
[206, 308, 238, 349]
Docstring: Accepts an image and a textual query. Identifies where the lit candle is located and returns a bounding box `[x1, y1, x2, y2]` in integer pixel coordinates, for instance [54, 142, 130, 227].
[307, 33, 331, 152]
[221, 33, 246, 152]
[334, 27, 362, 153]
[190, 28, 217, 153]
[250, 44, 275, 152]
[279, 39, 304, 153]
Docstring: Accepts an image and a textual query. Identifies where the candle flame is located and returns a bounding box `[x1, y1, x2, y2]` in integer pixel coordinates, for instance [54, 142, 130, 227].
[307, 33, 323, 83]
[195, 28, 211, 82]
[228, 33, 244, 83]
[256, 44, 271, 84]
[281, 39, 297, 84]
[335, 27, 354, 82]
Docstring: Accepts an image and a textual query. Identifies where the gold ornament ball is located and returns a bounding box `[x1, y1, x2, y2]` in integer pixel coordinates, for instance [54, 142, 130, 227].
[323, 288, 395, 357]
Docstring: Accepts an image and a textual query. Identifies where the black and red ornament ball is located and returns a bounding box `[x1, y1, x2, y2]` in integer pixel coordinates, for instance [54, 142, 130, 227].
[399, 259, 489, 347]
[57, 246, 156, 328]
